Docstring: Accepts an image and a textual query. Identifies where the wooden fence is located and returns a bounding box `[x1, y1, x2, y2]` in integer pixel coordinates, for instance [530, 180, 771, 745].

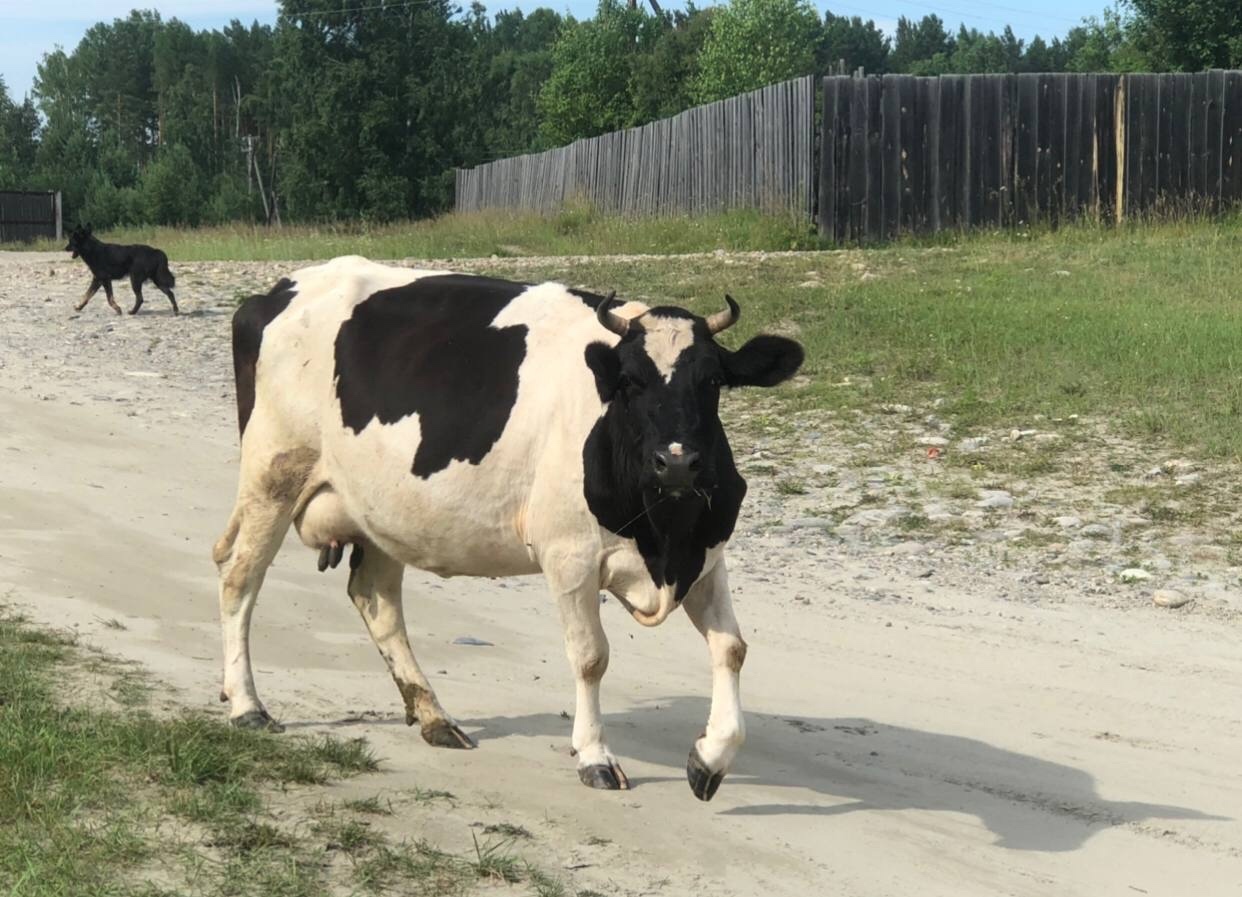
[455, 76, 816, 218]
[819, 71, 1242, 242]
[0, 190, 62, 244]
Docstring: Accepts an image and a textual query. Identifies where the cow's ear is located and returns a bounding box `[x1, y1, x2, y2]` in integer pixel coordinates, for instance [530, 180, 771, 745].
[585, 341, 622, 402]
[721, 335, 804, 388]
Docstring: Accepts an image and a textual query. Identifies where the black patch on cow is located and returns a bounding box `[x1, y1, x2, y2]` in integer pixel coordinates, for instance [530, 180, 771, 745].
[334, 274, 529, 478]
[580, 309, 803, 600]
[583, 408, 745, 600]
[232, 277, 297, 436]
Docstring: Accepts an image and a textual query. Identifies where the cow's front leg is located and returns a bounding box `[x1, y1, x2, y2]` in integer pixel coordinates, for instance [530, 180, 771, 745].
[552, 579, 628, 790]
[681, 560, 746, 801]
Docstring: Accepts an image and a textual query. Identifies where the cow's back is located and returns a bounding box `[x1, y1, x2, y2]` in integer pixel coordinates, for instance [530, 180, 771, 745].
[234, 257, 629, 578]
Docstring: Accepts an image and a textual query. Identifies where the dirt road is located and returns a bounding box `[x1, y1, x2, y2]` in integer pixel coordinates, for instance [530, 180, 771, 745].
[1, 252, 1239, 896]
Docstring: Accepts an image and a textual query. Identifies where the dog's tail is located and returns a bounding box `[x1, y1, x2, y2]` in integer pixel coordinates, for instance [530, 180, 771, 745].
[156, 254, 176, 289]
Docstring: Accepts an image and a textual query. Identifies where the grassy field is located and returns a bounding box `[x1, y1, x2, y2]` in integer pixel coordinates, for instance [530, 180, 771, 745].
[451, 213, 1242, 460]
[23, 207, 821, 261]
[0, 607, 563, 897]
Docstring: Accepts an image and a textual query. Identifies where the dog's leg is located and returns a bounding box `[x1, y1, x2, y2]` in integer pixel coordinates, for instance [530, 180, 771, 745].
[129, 276, 144, 315]
[75, 277, 101, 312]
[102, 281, 122, 315]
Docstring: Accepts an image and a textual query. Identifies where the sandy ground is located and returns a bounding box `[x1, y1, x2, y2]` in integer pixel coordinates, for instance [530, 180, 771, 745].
[1, 250, 1240, 896]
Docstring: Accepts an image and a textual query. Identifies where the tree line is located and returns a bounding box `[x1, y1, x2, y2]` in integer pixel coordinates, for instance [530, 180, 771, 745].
[0, 0, 1237, 229]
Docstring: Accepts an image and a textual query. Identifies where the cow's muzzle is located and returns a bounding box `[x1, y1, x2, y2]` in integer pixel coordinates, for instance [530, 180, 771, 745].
[653, 446, 701, 493]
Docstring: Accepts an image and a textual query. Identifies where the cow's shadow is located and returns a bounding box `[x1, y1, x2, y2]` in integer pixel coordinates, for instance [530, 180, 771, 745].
[462, 696, 1226, 853]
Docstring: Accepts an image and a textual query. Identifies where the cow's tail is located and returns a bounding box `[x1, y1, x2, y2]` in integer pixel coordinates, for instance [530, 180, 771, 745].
[231, 278, 297, 439]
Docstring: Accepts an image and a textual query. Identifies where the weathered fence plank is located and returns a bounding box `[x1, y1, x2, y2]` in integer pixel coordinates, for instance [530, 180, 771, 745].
[0, 191, 61, 244]
[453, 76, 816, 220]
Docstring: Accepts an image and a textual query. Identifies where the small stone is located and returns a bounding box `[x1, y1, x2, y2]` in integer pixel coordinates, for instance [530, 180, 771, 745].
[1152, 589, 1191, 608]
[786, 517, 834, 530]
[976, 490, 1014, 510]
[452, 636, 494, 647]
[1054, 515, 1082, 529]
[1175, 473, 1201, 487]
[1119, 568, 1150, 583]
[919, 435, 949, 447]
[840, 507, 906, 528]
[812, 464, 836, 475]
[958, 436, 988, 453]
[1081, 523, 1112, 539]
[879, 403, 912, 414]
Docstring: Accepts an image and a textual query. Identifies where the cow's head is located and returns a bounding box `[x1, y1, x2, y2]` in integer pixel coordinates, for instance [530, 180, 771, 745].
[585, 294, 803, 502]
[65, 224, 92, 258]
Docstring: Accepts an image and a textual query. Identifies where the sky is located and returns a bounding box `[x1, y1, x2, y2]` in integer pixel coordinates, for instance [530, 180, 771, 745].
[0, 0, 1108, 102]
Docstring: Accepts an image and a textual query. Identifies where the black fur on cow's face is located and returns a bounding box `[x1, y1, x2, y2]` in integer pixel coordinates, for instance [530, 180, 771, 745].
[586, 296, 804, 502]
[583, 294, 804, 597]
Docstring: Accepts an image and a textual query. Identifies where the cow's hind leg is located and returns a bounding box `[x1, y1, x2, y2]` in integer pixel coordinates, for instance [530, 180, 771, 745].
[347, 543, 475, 749]
[551, 574, 628, 790]
[681, 561, 746, 802]
[212, 447, 314, 731]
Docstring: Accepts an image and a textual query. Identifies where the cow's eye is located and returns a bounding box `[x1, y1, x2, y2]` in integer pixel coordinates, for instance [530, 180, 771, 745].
[707, 373, 725, 388]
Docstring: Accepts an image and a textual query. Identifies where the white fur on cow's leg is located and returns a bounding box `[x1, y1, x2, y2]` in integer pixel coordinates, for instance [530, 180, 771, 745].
[681, 561, 746, 802]
[212, 499, 293, 733]
[553, 580, 629, 790]
[346, 544, 475, 749]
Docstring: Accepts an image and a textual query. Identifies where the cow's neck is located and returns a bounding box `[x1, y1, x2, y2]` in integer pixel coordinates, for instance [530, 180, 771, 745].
[583, 406, 745, 600]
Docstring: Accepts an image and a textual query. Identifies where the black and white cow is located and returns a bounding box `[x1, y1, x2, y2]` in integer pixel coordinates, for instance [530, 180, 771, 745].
[213, 257, 803, 800]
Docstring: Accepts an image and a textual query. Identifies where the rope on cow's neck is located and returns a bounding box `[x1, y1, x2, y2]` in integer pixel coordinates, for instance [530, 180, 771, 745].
[609, 486, 713, 537]
[610, 493, 673, 536]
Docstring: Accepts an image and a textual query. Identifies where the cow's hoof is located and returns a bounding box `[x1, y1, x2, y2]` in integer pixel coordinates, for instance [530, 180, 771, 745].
[230, 709, 285, 733]
[686, 748, 725, 801]
[421, 720, 476, 749]
[579, 762, 630, 790]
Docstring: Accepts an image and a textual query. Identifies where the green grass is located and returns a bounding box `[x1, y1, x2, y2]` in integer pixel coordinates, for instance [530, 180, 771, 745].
[33, 206, 1242, 459]
[0, 606, 561, 897]
[25, 206, 821, 261]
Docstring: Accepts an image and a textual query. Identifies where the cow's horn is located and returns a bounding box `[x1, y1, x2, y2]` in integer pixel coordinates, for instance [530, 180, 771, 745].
[705, 294, 740, 335]
[596, 292, 629, 337]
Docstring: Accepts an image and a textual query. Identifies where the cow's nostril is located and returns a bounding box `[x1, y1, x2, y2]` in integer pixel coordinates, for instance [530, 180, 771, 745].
[653, 453, 669, 471]
[687, 456, 702, 471]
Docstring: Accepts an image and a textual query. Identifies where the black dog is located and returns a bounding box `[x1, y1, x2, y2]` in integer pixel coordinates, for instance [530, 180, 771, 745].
[65, 224, 179, 316]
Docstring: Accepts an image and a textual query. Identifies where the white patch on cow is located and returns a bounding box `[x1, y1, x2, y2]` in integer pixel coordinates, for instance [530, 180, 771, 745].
[668, 442, 684, 457]
[638, 313, 695, 382]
